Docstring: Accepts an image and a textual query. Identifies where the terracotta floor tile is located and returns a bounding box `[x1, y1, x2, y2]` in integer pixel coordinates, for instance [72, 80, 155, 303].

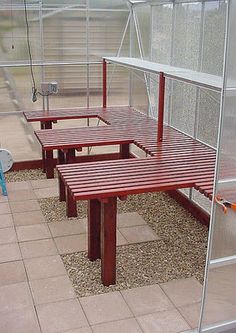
[13, 210, 46, 226]
[48, 220, 87, 237]
[137, 309, 190, 333]
[7, 181, 32, 192]
[80, 291, 133, 325]
[160, 278, 203, 307]
[0, 227, 17, 244]
[0, 307, 41, 333]
[25, 255, 67, 280]
[54, 234, 87, 254]
[0, 214, 13, 228]
[0, 202, 11, 215]
[92, 318, 143, 333]
[34, 187, 59, 199]
[30, 275, 75, 305]
[0, 261, 27, 286]
[8, 190, 36, 202]
[178, 303, 201, 329]
[0, 243, 22, 263]
[0, 282, 33, 313]
[20, 238, 58, 259]
[118, 212, 147, 228]
[119, 225, 160, 244]
[37, 299, 88, 333]
[31, 178, 58, 189]
[121, 284, 174, 316]
[16, 223, 50, 242]
[10, 199, 41, 213]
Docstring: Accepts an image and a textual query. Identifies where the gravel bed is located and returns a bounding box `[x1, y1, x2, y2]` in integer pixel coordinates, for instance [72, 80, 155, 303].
[39, 197, 87, 223]
[5, 169, 46, 182]
[39, 192, 208, 297]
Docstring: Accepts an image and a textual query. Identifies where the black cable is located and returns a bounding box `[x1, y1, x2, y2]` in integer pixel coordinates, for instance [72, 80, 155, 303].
[23, 0, 37, 102]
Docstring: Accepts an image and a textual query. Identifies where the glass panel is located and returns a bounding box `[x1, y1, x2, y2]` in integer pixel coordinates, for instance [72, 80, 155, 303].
[88, 11, 129, 62]
[88, 0, 128, 10]
[135, 5, 151, 60]
[151, 4, 173, 64]
[197, 89, 221, 148]
[0, 6, 41, 64]
[200, 2, 236, 331]
[201, 1, 226, 76]
[173, 2, 201, 70]
[0, 113, 41, 162]
[131, 70, 149, 115]
[170, 81, 197, 136]
[42, 9, 87, 63]
[107, 64, 129, 106]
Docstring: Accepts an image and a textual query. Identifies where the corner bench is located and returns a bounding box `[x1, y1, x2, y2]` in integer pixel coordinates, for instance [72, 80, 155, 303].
[57, 155, 215, 286]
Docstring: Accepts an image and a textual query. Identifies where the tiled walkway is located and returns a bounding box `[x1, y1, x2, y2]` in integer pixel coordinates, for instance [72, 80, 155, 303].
[0, 180, 202, 333]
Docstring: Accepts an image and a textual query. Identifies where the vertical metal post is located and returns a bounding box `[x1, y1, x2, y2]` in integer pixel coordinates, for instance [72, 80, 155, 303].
[157, 72, 165, 143]
[103, 59, 107, 108]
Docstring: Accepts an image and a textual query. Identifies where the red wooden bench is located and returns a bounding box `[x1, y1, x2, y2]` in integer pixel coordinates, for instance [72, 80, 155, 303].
[57, 145, 215, 286]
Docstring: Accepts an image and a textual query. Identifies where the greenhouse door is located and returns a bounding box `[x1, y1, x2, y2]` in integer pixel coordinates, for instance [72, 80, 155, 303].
[198, 1, 236, 332]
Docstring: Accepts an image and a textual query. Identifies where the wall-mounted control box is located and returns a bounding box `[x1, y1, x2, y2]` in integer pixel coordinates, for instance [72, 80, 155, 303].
[41, 82, 58, 95]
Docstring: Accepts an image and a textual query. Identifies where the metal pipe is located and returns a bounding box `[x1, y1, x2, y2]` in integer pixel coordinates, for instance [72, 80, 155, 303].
[103, 59, 107, 108]
[157, 72, 165, 142]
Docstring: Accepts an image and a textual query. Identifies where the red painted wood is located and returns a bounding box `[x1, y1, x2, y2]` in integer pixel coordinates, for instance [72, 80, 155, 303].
[103, 59, 107, 108]
[101, 197, 117, 286]
[59, 177, 66, 202]
[88, 199, 101, 261]
[45, 151, 54, 179]
[66, 187, 77, 218]
[120, 144, 130, 159]
[157, 72, 165, 143]
[66, 148, 76, 164]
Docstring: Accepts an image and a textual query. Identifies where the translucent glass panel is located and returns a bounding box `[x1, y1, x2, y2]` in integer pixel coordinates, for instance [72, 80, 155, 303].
[88, 0, 128, 10]
[107, 64, 129, 107]
[130, 70, 149, 115]
[134, 5, 151, 60]
[0, 7, 41, 64]
[173, 2, 201, 70]
[42, 0, 86, 7]
[170, 82, 197, 136]
[42, 9, 87, 62]
[88, 11, 129, 62]
[151, 4, 173, 64]
[200, 2, 236, 330]
[202, 1, 226, 76]
[197, 89, 221, 147]
[0, 113, 41, 162]
[0, 66, 41, 113]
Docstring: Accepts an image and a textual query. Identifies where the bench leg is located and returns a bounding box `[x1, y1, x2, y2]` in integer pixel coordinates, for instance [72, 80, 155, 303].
[59, 177, 66, 202]
[66, 148, 76, 164]
[42, 150, 46, 173]
[58, 149, 65, 165]
[101, 197, 117, 286]
[45, 150, 54, 179]
[88, 199, 101, 261]
[120, 144, 130, 159]
[66, 187, 77, 217]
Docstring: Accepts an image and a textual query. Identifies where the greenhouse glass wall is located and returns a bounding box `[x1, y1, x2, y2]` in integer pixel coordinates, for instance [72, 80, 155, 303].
[0, 1, 235, 332]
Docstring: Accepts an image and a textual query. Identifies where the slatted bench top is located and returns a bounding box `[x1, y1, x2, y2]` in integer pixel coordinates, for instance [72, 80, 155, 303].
[57, 154, 215, 201]
[35, 126, 134, 150]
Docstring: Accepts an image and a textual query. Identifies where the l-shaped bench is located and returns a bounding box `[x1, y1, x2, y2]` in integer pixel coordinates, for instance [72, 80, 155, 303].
[57, 144, 215, 286]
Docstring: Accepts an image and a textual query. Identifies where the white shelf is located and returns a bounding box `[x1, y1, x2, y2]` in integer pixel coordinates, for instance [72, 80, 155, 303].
[104, 57, 223, 92]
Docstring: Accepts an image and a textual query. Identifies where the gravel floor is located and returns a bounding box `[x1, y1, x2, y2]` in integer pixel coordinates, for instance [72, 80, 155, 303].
[39, 192, 208, 297]
[5, 169, 46, 182]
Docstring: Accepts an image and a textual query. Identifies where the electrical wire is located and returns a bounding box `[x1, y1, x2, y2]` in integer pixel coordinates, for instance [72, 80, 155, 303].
[23, 0, 37, 102]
